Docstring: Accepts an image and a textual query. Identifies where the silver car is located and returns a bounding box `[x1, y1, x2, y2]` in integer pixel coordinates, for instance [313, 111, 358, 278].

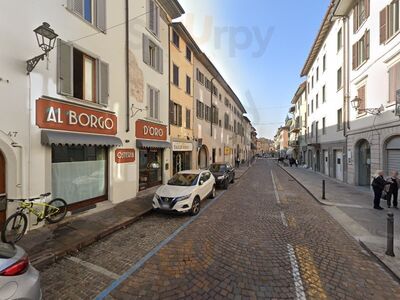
[0, 243, 41, 299]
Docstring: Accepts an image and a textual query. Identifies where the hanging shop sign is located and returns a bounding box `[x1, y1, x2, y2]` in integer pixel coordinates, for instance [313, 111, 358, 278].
[135, 120, 167, 141]
[36, 98, 117, 135]
[172, 142, 193, 152]
[115, 149, 136, 164]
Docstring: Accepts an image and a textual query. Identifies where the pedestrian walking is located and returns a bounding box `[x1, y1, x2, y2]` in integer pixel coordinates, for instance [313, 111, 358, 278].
[371, 170, 389, 210]
[387, 171, 399, 209]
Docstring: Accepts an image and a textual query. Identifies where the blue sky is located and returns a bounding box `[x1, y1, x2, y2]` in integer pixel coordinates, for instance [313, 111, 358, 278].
[178, 0, 330, 139]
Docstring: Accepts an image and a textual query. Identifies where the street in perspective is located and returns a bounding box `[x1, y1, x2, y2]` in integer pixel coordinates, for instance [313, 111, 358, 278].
[1, 0, 400, 299]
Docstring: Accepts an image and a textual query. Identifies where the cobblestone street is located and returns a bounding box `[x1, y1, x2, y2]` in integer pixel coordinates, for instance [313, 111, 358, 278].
[40, 160, 400, 299]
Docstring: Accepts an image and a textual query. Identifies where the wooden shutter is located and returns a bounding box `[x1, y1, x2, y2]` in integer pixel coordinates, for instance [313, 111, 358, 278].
[154, 90, 159, 119]
[178, 105, 182, 126]
[358, 85, 366, 112]
[98, 60, 109, 106]
[96, 0, 107, 32]
[57, 39, 73, 96]
[169, 101, 175, 124]
[380, 7, 388, 44]
[157, 47, 163, 74]
[365, 30, 370, 60]
[365, 0, 370, 18]
[353, 4, 358, 33]
[148, 0, 154, 32]
[142, 34, 150, 65]
[352, 43, 358, 70]
[148, 87, 154, 118]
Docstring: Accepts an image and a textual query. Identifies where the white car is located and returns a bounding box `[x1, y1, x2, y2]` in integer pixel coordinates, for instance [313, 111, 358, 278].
[152, 170, 216, 215]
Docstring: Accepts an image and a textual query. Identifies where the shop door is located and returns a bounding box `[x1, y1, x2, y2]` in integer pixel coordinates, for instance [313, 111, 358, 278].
[335, 150, 343, 181]
[0, 152, 6, 228]
[358, 141, 371, 186]
[173, 153, 183, 175]
[323, 150, 329, 176]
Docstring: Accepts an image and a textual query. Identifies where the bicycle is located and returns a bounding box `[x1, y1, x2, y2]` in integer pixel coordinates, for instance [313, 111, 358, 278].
[1, 193, 67, 243]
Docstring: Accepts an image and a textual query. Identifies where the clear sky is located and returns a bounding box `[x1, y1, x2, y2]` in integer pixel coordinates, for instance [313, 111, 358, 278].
[177, 0, 331, 139]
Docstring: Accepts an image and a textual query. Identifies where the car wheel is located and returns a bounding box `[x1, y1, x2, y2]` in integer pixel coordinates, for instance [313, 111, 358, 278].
[190, 197, 201, 216]
[231, 174, 235, 183]
[223, 180, 229, 190]
[210, 185, 216, 198]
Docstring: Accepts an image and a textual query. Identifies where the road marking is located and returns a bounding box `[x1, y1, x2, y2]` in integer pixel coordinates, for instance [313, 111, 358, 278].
[280, 211, 288, 227]
[271, 170, 280, 204]
[294, 246, 327, 299]
[67, 256, 120, 280]
[94, 190, 227, 300]
[287, 244, 306, 300]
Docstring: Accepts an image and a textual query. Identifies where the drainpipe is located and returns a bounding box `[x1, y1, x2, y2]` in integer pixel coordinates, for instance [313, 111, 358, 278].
[125, 0, 130, 133]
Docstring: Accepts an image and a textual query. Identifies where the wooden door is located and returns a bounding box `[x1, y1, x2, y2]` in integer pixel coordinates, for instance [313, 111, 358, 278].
[0, 152, 6, 228]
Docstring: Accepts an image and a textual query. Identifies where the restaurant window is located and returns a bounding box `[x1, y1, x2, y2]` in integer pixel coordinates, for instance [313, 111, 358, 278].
[52, 145, 107, 206]
[139, 149, 162, 191]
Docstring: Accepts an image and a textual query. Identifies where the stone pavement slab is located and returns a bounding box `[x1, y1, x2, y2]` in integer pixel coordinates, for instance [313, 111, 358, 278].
[279, 163, 400, 279]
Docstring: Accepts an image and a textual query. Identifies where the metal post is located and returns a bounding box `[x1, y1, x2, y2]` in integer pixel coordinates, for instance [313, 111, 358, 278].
[322, 180, 326, 200]
[386, 212, 395, 257]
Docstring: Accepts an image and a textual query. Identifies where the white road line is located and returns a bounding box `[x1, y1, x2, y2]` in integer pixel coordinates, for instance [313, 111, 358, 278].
[67, 256, 120, 280]
[271, 170, 280, 204]
[280, 211, 288, 227]
[287, 244, 306, 300]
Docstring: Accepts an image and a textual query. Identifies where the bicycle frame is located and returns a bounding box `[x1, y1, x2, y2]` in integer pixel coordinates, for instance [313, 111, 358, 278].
[18, 201, 60, 221]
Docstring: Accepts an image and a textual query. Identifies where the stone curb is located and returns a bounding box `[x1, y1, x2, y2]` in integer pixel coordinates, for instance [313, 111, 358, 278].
[276, 163, 331, 206]
[31, 208, 153, 270]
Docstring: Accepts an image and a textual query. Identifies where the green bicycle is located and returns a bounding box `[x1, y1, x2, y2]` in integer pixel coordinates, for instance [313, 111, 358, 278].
[1, 193, 67, 243]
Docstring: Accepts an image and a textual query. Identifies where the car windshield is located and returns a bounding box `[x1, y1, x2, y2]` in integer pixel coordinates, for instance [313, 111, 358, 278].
[209, 164, 226, 172]
[168, 173, 199, 186]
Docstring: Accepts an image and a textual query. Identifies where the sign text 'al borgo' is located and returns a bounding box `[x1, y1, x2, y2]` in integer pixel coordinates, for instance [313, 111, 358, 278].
[36, 98, 117, 135]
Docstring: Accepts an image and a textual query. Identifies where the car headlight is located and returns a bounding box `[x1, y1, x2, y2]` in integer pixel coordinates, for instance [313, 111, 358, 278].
[175, 194, 191, 202]
[217, 176, 225, 180]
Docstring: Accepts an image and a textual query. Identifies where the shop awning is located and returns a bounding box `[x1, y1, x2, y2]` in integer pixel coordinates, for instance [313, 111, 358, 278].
[41, 130, 123, 147]
[136, 139, 171, 149]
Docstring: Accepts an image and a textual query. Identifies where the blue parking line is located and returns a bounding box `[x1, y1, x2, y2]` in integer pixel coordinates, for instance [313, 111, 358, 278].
[94, 190, 226, 300]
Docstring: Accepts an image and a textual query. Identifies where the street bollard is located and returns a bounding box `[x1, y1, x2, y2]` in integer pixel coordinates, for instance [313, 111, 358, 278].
[386, 212, 395, 257]
[322, 180, 326, 200]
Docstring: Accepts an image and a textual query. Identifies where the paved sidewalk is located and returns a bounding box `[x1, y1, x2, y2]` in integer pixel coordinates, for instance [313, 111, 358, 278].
[279, 163, 400, 279]
[18, 165, 251, 269]
[19, 192, 154, 268]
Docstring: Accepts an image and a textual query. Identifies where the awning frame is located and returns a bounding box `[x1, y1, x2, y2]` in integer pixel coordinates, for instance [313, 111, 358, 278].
[41, 130, 123, 147]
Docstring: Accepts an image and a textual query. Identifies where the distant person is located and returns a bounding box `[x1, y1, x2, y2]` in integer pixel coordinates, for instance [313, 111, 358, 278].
[387, 171, 399, 209]
[371, 170, 389, 210]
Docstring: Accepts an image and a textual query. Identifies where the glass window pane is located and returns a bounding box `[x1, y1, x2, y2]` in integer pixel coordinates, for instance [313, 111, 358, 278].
[84, 0, 92, 23]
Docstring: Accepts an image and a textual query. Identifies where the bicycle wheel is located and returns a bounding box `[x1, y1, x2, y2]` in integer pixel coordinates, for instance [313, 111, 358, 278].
[1, 212, 28, 244]
[46, 198, 67, 224]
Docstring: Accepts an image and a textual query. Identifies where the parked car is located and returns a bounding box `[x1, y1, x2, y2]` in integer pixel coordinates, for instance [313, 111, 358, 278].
[152, 170, 216, 216]
[209, 163, 235, 189]
[0, 242, 41, 299]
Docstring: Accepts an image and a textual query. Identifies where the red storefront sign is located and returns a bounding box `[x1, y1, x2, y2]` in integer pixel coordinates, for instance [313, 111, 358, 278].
[135, 120, 167, 141]
[36, 98, 117, 135]
[115, 149, 136, 164]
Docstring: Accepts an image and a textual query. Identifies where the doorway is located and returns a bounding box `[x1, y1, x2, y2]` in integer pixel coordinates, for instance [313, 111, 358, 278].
[0, 152, 6, 228]
[323, 150, 329, 176]
[335, 150, 343, 181]
[358, 140, 371, 186]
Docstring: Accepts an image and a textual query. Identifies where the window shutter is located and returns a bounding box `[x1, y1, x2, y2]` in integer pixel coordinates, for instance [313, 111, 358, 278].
[96, 0, 107, 32]
[157, 47, 163, 74]
[169, 101, 174, 124]
[142, 34, 150, 65]
[352, 43, 358, 70]
[71, 0, 84, 17]
[178, 105, 182, 126]
[365, 30, 370, 60]
[358, 86, 366, 111]
[148, 0, 154, 32]
[380, 7, 388, 44]
[57, 39, 73, 96]
[154, 90, 159, 119]
[353, 4, 358, 33]
[98, 60, 109, 106]
[148, 87, 154, 118]
[365, 0, 370, 18]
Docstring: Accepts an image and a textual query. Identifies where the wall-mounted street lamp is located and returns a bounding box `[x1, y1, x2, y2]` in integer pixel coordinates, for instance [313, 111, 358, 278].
[351, 96, 384, 116]
[26, 22, 58, 74]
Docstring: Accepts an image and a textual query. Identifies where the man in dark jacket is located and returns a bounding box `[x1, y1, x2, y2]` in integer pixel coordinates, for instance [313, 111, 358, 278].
[387, 171, 399, 209]
[371, 170, 389, 210]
